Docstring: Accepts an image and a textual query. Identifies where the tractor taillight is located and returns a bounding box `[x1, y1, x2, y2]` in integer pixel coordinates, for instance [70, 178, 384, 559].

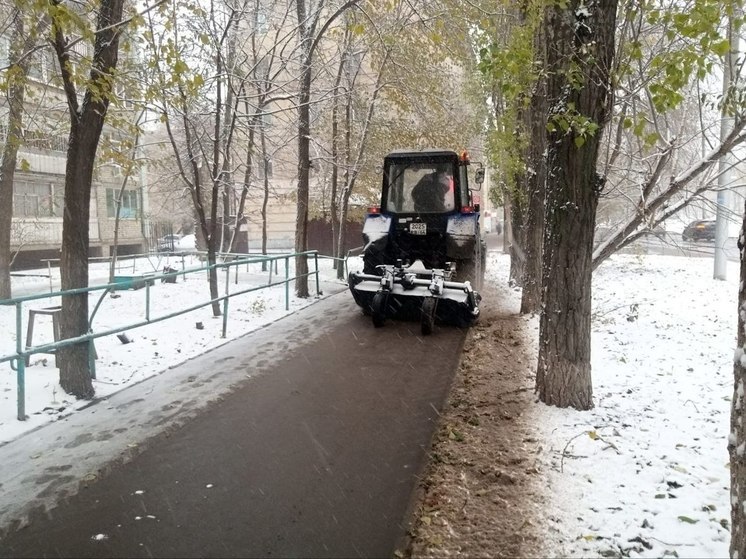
[461, 205, 475, 214]
[368, 206, 381, 215]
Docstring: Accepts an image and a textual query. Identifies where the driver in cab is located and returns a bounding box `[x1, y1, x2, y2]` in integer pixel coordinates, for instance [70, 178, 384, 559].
[412, 167, 454, 213]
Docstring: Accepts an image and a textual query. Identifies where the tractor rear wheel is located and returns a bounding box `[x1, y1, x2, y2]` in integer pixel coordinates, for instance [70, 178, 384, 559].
[456, 257, 477, 288]
[456, 241, 485, 290]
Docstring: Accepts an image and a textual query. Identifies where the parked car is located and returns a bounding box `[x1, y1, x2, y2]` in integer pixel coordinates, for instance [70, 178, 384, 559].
[682, 220, 716, 242]
[157, 234, 181, 252]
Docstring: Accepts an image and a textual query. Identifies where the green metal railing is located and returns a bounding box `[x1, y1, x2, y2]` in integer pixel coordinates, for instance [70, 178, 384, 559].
[1, 251, 321, 421]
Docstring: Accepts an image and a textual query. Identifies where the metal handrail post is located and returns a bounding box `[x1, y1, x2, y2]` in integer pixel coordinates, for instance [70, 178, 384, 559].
[47, 261, 53, 293]
[314, 252, 320, 296]
[145, 281, 151, 322]
[88, 334, 96, 380]
[285, 256, 289, 311]
[222, 266, 230, 338]
[15, 302, 25, 420]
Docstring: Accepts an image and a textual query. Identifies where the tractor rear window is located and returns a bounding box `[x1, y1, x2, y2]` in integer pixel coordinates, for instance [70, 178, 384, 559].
[385, 162, 455, 214]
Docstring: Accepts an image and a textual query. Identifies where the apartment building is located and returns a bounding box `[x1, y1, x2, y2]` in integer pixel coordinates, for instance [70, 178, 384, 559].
[1, 31, 148, 269]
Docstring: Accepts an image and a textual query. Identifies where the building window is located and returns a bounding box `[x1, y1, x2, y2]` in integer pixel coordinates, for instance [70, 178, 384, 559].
[106, 188, 140, 218]
[23, 128, 68, 153]
[260, 111, 272, 129]
[12, 181, 63, 217]
[254, 8, 269, 34]
[0, 35, 9, 68]
[27, 47, 55, 82]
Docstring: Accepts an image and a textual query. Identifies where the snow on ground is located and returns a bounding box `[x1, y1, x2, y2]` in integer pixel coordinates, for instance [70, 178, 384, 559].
[484, 253, 735, 558]
[0, 252, 352, 444]
[0, 248, 739, 557]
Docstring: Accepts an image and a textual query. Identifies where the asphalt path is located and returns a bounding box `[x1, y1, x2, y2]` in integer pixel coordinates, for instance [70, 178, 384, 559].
[0, 290, 467, 558]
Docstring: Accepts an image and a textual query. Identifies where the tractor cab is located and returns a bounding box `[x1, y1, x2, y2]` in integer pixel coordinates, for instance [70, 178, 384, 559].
[381, 150, 479, 218]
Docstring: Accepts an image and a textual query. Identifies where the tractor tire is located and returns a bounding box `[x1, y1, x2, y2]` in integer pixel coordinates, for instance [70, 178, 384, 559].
[455, 237, 485, 290]
[480, 240, 487, 287]
[371, 291, 388, 328]
[456, 257, 476, 287]
[421, 297, 437, 336]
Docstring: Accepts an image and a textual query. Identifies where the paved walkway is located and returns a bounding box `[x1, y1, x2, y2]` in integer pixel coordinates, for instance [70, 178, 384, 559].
[0, 290, 466, 558]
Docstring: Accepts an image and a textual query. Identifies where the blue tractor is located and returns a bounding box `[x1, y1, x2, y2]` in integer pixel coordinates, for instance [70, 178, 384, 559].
[348, 149, 485, 335]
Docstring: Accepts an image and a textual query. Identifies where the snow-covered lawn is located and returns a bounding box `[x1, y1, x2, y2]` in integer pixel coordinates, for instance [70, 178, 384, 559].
[493, 252, 735, 558]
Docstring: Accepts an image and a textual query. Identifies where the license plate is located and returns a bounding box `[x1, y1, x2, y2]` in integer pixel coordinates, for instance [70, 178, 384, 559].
[410, 222, 426, 235]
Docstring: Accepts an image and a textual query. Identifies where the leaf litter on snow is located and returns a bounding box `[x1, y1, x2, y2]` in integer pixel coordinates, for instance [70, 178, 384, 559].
[488, 253, 735, 558]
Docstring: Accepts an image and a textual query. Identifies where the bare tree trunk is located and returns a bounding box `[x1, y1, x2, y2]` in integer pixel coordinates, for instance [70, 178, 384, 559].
[731, 197, 746, 556]
[329, 45, 346, 270]
[207, 8, 227, 316]
[109, 115, 143, 283]
[334, 49, 387, 281]
[108, 178, 129, 283]
[261, 129, 269, 269]
[294, 0, 360, 297]
[335, 88, 356, 281]
[330, 30, 350, 269]
[0, 12, 31, 300]
[221, 183, 230, 253]
[220, 42, 235, 254]
[536, 1, 617, 411]
[230, 94, 257, 256]
[335, 86, 352, 280]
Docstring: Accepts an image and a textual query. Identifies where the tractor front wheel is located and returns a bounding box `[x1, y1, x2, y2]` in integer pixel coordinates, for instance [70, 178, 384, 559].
[371, 291, 388, 328]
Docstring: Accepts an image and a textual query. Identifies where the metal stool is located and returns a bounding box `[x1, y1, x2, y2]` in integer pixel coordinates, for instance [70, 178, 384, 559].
[25, 306, 62, 366]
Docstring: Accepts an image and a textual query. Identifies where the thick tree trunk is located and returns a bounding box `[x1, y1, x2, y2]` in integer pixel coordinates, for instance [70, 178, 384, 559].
[0, 13, 30, 300]
[502, 198, 512, 254]
[55, 0, 125, 399]
[295, 69, 311, 297]
[731, 198, 746, 556]
[507, 190, 525, 287]
[294, 0, 311, 298]
[519, 24, 547, 315]
[536, 1, 617, 411]
[59, 130, 98, 399]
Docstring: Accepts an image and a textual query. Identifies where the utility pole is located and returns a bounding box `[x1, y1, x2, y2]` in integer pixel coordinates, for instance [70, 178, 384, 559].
[714, 10, 738, 280]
